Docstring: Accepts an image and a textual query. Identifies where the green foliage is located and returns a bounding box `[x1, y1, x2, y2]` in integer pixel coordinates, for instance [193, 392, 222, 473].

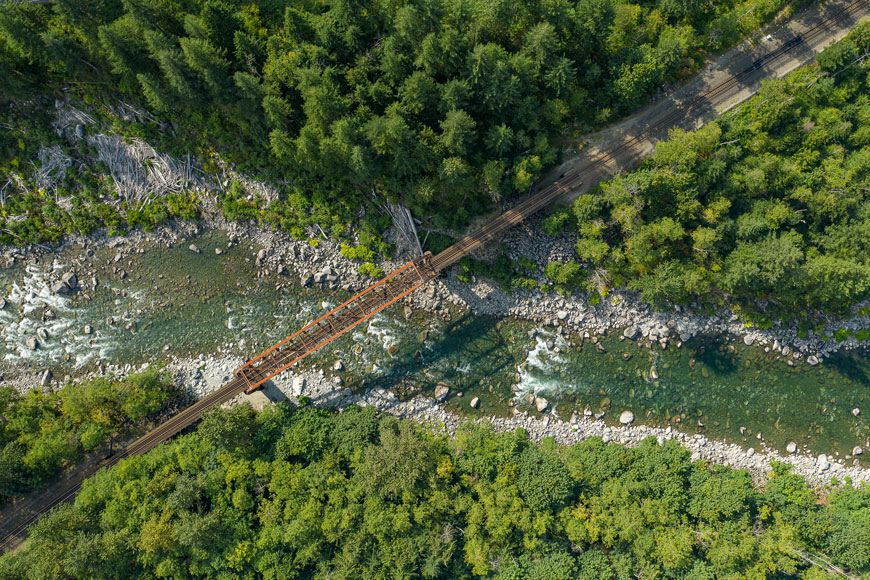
[340, 242, 375, 262]
[0, 368, 174, 502]
[542, 207, 573, 236]
[572, 22, 870, 312]
[357, 262, 384, 278]
[0, 0, 787, 248]
[4, 413, 865, 579]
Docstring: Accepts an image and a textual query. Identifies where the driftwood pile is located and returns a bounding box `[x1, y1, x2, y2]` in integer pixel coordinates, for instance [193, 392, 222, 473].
[86, 134, 199, 208]
[383, 200, 423, 259]
[51, 105, 94, 138]
[34, 145, 72, 197]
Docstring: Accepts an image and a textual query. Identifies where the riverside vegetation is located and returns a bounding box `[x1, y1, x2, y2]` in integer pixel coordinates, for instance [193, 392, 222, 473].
[0, 367, 176, 503]
[1, 402, 870, 579]
[545, 22, 870, 317]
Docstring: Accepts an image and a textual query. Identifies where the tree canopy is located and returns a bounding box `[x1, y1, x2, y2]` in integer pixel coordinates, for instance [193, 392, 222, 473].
[0, 0, 789, 246]
[2, 403, 869, 579]
[550, 22, 870, 313]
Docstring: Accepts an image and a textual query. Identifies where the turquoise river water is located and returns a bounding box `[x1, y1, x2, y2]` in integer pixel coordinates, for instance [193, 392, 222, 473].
[0, 231, 868, 460]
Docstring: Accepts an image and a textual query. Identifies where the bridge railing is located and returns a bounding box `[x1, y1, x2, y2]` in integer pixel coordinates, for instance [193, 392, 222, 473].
[235, 252, 436, 393]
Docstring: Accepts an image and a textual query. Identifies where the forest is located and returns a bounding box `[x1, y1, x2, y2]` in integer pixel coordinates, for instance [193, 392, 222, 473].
[0, 0, 789, 246]
[545, 21, 870, 313]
[0, 368, 176, 503]
[1, 401, 868, 579]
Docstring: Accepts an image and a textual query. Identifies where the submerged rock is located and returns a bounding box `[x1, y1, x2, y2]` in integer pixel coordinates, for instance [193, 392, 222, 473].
[470, 396, 480, 409]
[188, 244, 201, 254]
[852, 408, 860, 417]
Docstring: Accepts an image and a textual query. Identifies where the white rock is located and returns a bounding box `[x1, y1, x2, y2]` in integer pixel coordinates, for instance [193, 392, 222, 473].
[650, 367, 659, 380]
[807, 355, 819, 366]
[556, 310, 568, 321]
[786, 441, 797, 454]
[746, 448, 755, 457]
[817, 454, 830, 471]
[40, 369, 52, 387]
[743, 335, 755, 346]
[470, 396, 480, 409]
[292, 376, 306, 396]
[333, 360, 343, 371]
[853, 446, 863, 456]
[619, 410, 634, 425]
[84, 324, 92, 335]
[188, 244, 201, 254]
[623, 325, 640, 340]
[535, 396, 549, 412]
[852, 408, 860, 417]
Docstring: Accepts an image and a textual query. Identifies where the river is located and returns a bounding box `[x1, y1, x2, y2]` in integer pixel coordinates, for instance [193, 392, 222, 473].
[1, 231, 867, 461]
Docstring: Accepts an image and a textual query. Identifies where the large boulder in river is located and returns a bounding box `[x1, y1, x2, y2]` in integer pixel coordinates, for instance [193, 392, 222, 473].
[188, 244, 201, 254]
[434, 383, 450, 402]
[61, 271, 77, 289]
[51, 281, 70, 295]
[535, 396, 549, 412]
[619, 410, 634, 424]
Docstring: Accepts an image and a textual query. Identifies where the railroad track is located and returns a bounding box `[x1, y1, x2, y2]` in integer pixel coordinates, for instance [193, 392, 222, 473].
[2, 0, 867, 553]
[431, 0, 870, 270]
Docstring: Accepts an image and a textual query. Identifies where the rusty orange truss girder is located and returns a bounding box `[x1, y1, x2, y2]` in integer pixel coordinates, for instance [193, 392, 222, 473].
[235, 252, 436, 393]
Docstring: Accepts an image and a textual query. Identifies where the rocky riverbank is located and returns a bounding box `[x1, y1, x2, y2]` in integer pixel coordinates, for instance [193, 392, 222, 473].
[87, 349, 865, 489]
[2, 208, 869, 486]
